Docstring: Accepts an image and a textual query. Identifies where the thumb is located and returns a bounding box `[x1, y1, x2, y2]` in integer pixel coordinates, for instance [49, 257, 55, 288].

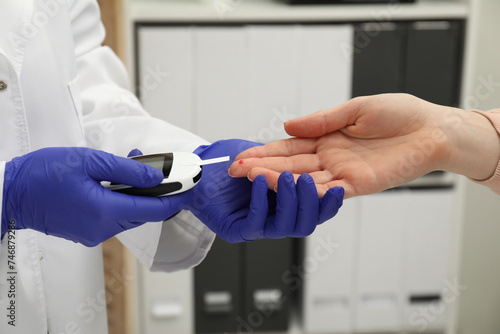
[117, 189, 196, 223]
[285, 99, 360, 137]
[86, 150, 163, 188]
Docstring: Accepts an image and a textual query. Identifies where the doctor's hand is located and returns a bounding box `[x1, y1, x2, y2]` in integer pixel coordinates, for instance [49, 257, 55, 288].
[2, 147, 194, 246]
[184, 140, 344, 243]
[229, 94, 500, 198]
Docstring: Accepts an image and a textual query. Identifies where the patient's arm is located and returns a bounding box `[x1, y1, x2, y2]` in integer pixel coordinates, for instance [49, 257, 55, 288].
[229, 94, 500, 198]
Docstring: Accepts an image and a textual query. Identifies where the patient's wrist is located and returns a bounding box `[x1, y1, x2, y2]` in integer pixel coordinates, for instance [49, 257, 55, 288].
[438, 108, 500, 180]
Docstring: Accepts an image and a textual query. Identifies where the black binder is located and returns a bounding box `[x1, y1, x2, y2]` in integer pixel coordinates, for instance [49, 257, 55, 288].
[243, 238, 293, 332]
[194, 237, 241, 333]
[352, 23, 405, 97]
[405, 21, 463, 106]
[195, 237, 294, 333]
[352, 21, 463, 106]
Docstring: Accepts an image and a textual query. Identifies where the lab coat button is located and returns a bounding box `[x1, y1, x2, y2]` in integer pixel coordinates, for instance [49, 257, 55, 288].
[0, 80, 7, 92]
[38, 249, 45, 261]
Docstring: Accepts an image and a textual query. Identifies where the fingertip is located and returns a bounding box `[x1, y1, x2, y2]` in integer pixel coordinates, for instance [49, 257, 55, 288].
[297, 174, 318, 197]
[228, 160, 252, 178]
[321, 186, 345, 204]
[142, 163, 164, 187]
[318, 186, 345, 224]
[294, 173, 319, 237]
[283, 118, 294, 129]
[284, 118, 301, 136]
[275, 171, 295, 192]
[125, 155, 164, 187]
[252, 175, 269, 193]
[128, 148, 143, 158]
[332, 186, 345, 202]
[228, 161, 242, 178]
[276, 172, 298, 204]
[297, 173, 314, 185]
[278, 170, 295, 183]
[249, 175, 269, 217]
[247, 167, 268, 183]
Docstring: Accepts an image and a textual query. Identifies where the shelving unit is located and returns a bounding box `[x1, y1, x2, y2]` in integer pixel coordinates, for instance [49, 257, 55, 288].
[127, 0, 468, 22]
[121, 1, 500, 334]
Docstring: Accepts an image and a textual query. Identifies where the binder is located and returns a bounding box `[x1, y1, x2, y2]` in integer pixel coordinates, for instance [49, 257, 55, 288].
[405, 21, 463, 106]
[352, 20, 463, 106]
[245, 25, 302, 143]
[137, 26, 194, 132]
[195, 238, 294, 333]
[352, 22, 405, 97]
[299, 25, 353, 114]
[194, 27, 247, 142]
[302, 198, 359, 333]
[355, 191, 409, 332]
[402, 189, 455, 332]
[139, 268, 194, 334]
[243, 238, 293, 332]
[194, 237, 241, 333]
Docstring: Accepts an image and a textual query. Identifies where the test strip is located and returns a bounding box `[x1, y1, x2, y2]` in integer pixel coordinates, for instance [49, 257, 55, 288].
[200, 156, 230, 166]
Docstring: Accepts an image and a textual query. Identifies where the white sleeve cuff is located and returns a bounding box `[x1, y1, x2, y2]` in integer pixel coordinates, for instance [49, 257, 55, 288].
[116, 210, 215, 273]
[151, 210, 215, 272]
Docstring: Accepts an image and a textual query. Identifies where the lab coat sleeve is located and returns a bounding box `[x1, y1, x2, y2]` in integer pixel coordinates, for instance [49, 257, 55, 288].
[69, 0, 215, 272]
[469, 109, 500, 194]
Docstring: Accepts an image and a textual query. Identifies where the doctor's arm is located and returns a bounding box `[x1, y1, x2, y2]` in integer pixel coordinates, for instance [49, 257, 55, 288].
[69, 0, 217, 271]
[230, 94, 500, 198]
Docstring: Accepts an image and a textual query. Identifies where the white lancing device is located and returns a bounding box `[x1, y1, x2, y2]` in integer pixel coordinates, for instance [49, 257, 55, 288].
[101, 152, 230, 197]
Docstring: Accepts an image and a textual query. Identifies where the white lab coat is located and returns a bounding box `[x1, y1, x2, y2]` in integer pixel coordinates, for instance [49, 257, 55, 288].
[0, 0, 215, 333]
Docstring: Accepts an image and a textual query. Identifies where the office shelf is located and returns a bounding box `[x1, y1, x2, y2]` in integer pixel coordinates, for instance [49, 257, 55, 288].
[128, 0, 469, 23]
[124, 1, 500, 334]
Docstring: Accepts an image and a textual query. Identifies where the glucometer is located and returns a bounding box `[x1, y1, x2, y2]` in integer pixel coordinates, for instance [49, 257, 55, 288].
[101, 152, 229, 197]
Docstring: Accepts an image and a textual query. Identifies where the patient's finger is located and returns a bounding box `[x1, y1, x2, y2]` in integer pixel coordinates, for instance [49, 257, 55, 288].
[319, 180, 354, 199]
[249, 168, 353, 199]
[235, 138, 317, 160]
[285, 99, 361, 137]
[244, 168, 335, 192]
[229, 154, 322, 177]
[245, 167, 355, 199]
[309, 170, 336, 184]
[245, 168, 299, 191]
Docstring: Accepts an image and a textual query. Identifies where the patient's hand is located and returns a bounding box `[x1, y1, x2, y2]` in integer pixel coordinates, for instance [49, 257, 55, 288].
[229, 94, 499, 198]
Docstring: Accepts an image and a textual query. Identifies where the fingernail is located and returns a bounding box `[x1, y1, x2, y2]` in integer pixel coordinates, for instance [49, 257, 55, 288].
[273, 184, 278, 192]
[228, 168, 234, 177]
[247, 172, 253, 182]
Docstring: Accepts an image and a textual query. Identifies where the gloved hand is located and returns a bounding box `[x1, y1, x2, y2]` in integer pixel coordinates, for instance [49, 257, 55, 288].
[1, 147, 194, 246]
[185, 140, 344, 243]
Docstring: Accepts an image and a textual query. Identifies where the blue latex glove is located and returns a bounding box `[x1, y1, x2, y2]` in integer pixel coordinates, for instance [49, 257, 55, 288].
[1, 147, 194, 246]
[185, 140, 344, 243]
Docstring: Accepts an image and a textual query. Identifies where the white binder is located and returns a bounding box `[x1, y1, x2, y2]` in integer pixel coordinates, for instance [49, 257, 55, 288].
[302, 197, 359, 333]
[139, 267, 194, 334]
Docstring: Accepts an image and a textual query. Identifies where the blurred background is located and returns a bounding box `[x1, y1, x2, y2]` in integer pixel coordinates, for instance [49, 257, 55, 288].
[98, 0, 500, 333]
